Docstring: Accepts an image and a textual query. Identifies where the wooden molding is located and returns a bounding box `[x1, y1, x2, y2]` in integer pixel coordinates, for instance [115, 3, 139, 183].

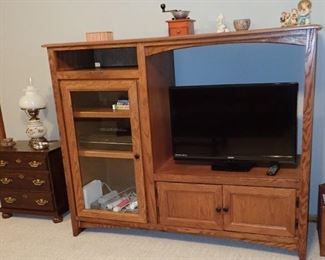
[0, 107, 6, 139]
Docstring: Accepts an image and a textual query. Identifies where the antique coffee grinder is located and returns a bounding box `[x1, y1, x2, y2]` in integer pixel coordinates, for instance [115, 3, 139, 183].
[160, 3, 195, 36]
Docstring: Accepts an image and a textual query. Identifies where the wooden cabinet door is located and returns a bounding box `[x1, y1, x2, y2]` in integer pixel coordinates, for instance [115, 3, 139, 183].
[60, 80, 146, 223]
[157, 182, 223, 230]
[223, 185, 296, 237]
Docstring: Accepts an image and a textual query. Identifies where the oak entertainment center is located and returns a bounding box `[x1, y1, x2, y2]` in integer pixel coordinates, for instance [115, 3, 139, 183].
[44, 25, 321, 259]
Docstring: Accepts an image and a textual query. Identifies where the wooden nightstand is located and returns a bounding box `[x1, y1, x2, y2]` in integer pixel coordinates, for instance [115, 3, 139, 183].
[0, 141, 68, 223]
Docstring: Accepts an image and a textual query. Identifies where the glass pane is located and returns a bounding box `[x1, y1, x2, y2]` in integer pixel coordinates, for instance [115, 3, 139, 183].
[80, 157, 138, 214]
[75, 118, 132, 151]
[71, 91, 128, 110]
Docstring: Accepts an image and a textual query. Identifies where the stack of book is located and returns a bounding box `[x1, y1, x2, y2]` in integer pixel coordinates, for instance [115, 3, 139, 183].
[116, 100, 129, 110]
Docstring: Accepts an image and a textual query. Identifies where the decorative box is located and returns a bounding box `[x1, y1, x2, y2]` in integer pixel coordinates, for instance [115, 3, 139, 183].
[86, 31, 113, 42]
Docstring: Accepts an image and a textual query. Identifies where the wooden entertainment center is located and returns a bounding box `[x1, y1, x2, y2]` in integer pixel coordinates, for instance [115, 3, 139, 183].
[44, 25, 321, 259]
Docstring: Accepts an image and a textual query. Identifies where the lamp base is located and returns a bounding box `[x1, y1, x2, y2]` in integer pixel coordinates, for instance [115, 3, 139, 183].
[25, 117, 49, 150]
[29, 137, 49, 150]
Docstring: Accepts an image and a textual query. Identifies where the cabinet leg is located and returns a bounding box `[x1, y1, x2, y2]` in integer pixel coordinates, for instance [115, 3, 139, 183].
[2, 212, 13, 219]
[298, 250, 306, 260]
[52, 215, 63, 223]
[72, 227, 84, 236]
[298, 242, 307, 260]
[72, 221, 84, 236]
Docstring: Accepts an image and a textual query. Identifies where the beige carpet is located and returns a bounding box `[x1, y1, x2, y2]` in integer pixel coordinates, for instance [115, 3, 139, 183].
[0, 214, 323, 260]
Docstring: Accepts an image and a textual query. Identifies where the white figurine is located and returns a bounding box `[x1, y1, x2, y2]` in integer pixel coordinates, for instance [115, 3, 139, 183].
[216, 14, 229, 33]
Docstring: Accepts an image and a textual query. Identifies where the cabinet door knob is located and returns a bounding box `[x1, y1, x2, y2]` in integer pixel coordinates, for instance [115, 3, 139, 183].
[0, 177, 13, 185]
[134, 154, 140, 160]
[4, 196, 16, 204]
[0, 160, 8, 167]
[32, 179, 45, 186]
[215, 207, 222, 213]
[223, 208, 229, 213]
[28, 160, 43, 168]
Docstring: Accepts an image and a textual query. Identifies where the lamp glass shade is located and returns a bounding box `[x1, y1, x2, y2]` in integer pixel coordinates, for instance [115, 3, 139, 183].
[19, 85, 47, 110]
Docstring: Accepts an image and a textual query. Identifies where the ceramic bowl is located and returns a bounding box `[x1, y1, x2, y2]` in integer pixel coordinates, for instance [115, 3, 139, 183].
[0, 138, 16, 147]
[233, 19, 251, 31]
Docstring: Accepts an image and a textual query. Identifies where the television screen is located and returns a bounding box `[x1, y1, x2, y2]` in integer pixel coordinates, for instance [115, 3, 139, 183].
[169, 83, 298, 167]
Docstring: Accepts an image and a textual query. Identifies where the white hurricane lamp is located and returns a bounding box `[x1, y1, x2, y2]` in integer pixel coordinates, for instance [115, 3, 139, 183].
[18, 77, 49, 150]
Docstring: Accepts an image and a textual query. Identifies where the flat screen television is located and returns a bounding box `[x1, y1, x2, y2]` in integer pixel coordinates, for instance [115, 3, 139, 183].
[169, 82, 298, 171]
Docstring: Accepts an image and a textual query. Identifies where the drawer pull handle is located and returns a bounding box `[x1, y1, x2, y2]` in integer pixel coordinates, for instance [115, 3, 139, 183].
[32, 179, 45, 186]
[0, 177, 13, 185]
[28, 161, 43, 168]
[35, 198, 48, 206]
[18, 174, 25, 179]
[4, 197, 16, 204]
[0, 160, 8, 167]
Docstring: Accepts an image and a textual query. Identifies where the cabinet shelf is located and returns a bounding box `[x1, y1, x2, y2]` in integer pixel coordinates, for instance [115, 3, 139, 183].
[57, 68, 139, 80]
[73, 108, 130, 118]
[154, 158, 301, 189]
[79, 149, 134, 159]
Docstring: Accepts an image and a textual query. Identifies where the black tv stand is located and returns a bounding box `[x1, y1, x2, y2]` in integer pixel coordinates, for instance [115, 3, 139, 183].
[211, 160, 255, 172]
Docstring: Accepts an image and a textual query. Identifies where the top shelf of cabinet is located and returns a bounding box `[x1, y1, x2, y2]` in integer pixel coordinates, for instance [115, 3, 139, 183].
[55, 47, 138, 71]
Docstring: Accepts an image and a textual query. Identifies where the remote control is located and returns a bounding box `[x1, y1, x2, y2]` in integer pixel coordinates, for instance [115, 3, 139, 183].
[266, 163, 280, 176]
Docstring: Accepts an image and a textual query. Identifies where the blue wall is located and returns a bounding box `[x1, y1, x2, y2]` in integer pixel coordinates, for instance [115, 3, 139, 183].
[174, 43, 305, 86]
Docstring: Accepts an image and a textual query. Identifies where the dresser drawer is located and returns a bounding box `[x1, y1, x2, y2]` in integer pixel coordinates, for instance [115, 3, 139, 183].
[0, 152, 48, 170]
[169, 27, 189, 36]
[0, 171, 50, 191]
[0, 191, 54, 211]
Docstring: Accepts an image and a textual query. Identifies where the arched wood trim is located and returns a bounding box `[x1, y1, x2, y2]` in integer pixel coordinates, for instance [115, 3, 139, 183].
[144, 27, 320, 56]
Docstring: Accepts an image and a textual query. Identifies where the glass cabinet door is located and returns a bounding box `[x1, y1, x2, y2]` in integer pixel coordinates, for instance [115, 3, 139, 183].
[61, 80, 146, 223]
